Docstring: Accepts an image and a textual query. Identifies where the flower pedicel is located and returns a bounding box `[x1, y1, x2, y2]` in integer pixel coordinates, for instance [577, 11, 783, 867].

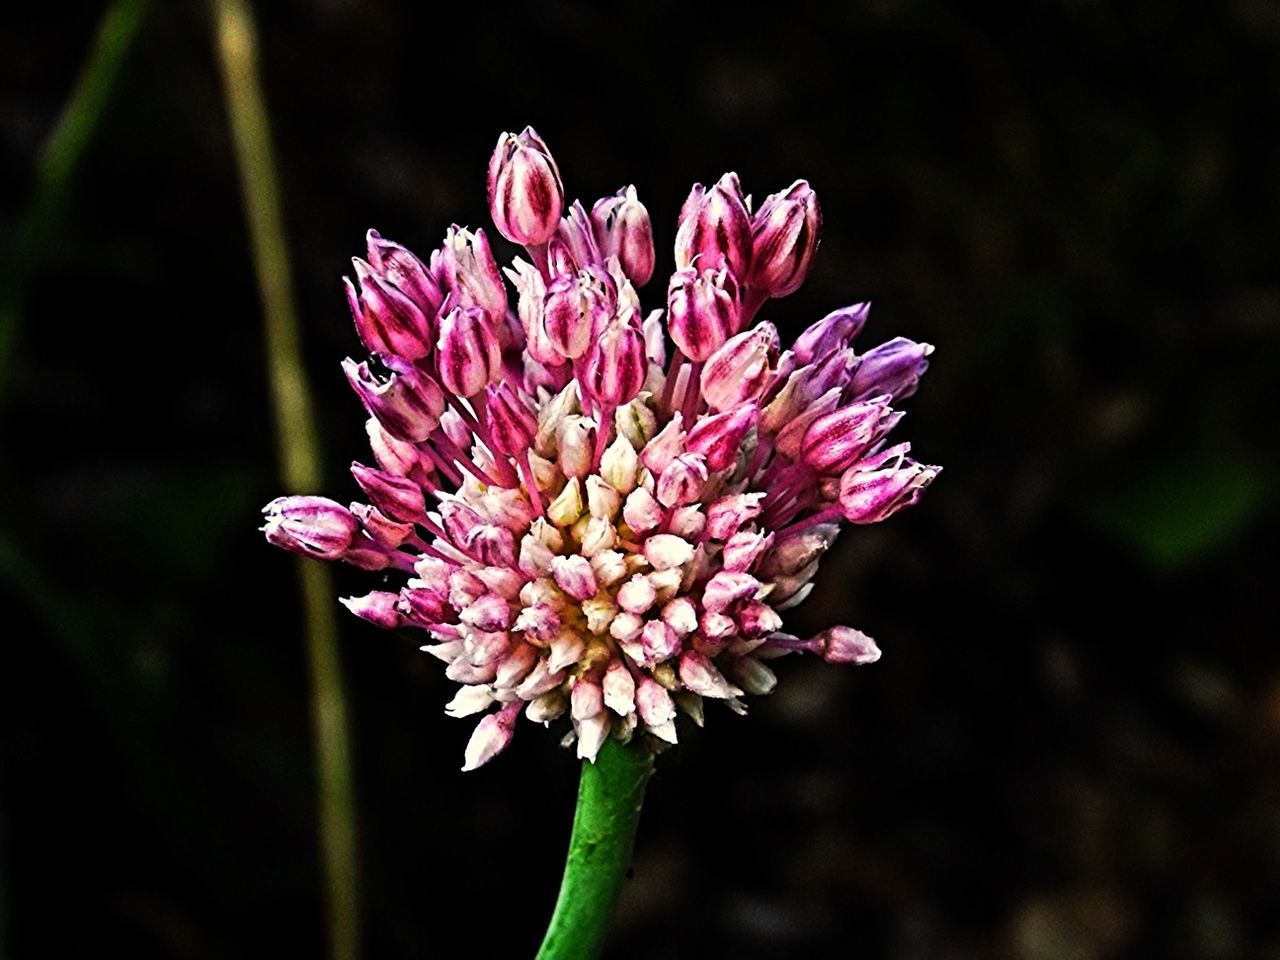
[261, 126, 940, 771]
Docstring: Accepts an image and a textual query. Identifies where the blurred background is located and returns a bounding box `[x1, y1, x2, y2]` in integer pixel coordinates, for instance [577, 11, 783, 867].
[3, 2, 1279, 957]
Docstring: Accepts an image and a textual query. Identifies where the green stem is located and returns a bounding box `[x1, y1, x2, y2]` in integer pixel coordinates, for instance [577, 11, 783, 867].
[536, 739, 654, 960]
[210, 3, 359, 960]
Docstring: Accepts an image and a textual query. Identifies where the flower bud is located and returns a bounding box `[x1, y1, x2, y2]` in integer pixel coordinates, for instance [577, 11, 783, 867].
[553, 201, 602, 275]
[721, 530, 773, 572]
[461, 703, 519, 771]
[262, 496, 359, 559]
[350, 463, 427, 523]
[460, 593, 513, 632]
[600, 435, 640, 494]
[667, 267, 740, 362]
[685, 403, 758, 472]
[678, 650, 743, 699]
[551, 554, 598, 602]
[674, 173, 753, 278]
[644, 533, 695, 571]
[700, 322, 779, 412]
[436, 305, 501, 396]
[343, 356, 446, 442]
[701, 571, 761, 614]
[801, 397, 903, 474]
[365, 230, 444, 315]
[345, 258, 436, 361]
[556, 416, 596, 480]
[848, 337, 933, 401]
[484, 382, 537, 457]
[704, 492, 765, 541]
[350, 502, 413, 549]
[543, 268, 614, 361]
[615, 398, 657, 448]
[591, 185, 655, 287]
[793, 303, 870, 364]
[364, 418, 432, 484]
[603, 659, 637, 715]
[440, 225, 507, 321]
[641, 620, 681, 664]
[750, 179, 821, 298]
[616, 575, 657, 615]
[656, 453, 708, 508]
[815, 625, 881, 665]
[838, 444, 940, 524]
[582, 318, 646, 407]
[487, 126, 564, 246]
[636, 677, 678, 742]
[621, 486, 662, 533]
[339, 590, 405, 629]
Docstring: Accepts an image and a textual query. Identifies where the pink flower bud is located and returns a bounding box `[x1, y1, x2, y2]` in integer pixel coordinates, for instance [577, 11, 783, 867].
[465, 524, 517, 567]
[461, 703, 520, 771]
[339, 590, 404, 629]
[440, 225, 507, 321]
[721, 530, 773, 572]
[640, 415, 686, 475]
[644, 533, 695, 570]
[436, 306, 501, 396]
[685, 403, 758, 472]
[343, 356, 446, 443]
[736, 600, 782, 638]
[616, 575, 657, 614]
[571, 677, 605, 721]
[350, 502, 413, 549]
[513, 603, 562, 643]
[582, 318, 646, 407]
[543, 267, 614, 361]
[494, 641, 539, 689]
[678, 650, 743, 698]
[553, 201, 602, 275]
[801, 397, 903, 474]
[350, 462, 427, 523]
[487, 126, 564, 246]
[484, 382, 537, 457]
[551, 554, 598, 602]
[656, 453, 708, 508]
[750, 179, 821, 298]
[345, 257, 436, 361]
[262, 496, 359, 559]
[704, 492, 764, 541]
[399, 581, 451, 624]
[701, 322, 779, 412]
[702, 571, 761, 613]
[848, 337, 933, 401]
[674, 173, 753, 279]
[622, 486, 663, 534]
[460, 593, 513, 632]
[365, 230, 444, 318]
[838, 444, 940, 524]
[793, 303, 870, 364]
[667, 266, 740, 362]
[364, 418, 432, 483]
[591, 185, 655, 287]
[816, 625, 881, 664]
[642, 620, 681, 664]
[636, 677, 678, 742]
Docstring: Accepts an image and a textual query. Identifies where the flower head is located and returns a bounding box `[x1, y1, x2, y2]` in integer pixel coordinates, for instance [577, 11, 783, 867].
[262, 129, 940, 769]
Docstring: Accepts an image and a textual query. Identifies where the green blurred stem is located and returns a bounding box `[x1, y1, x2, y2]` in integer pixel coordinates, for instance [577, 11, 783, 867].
[211, 3, 358, 960]
[0, 0, 150, 397]
[536, 739, 653, 960]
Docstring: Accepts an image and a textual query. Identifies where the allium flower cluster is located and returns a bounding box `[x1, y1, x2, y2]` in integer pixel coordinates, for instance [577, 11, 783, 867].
[262, 126, 940, 770]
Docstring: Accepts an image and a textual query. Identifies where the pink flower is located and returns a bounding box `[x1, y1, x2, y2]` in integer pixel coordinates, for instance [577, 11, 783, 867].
[262, 128, 940, 770]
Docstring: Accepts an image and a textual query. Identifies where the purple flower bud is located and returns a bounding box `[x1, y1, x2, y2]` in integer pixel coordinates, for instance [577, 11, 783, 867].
[721, 530, 773, 572]
[343, 356, 446, 443]
[737, 600, 782, 638]
[262, 496, 359, 559]
[440, 225, 507, 321]
[551, 554, 598, 602]
[685, 403, 758, 472]
[436, 306, 501, 396]
[838, 444, 940, 524]
[552, 200, 601, 276]
[364, 418, 433, 484]
[345, 258, 436, 361]
[848, 337, 933, 401]
[351, 462, 427, 523]
[793, 303, 871, 364]
[704, 492, 764, 541]
[581, 318, 646, 407]
[701, 322, 779, 412]
[815, 625, 881, 664]
[674, 173, 753, 279]
[591, 186, 655, 287]
[484, 382, 537, 457]
[656, 453, 708, 508]
[636, 677, 677, 741]
[340, 590, 405, 629]
[702, 571, 761, 613]
[350, 502, 414, 549]
[487, 126, 564, 246]
[642, 620, 681, 664]
[750, 179, 821, 298]
[571, 677, 604, 721]
[801, 397, 903, 475]
[603, 659, 636, 715]
[364, 230, 445, 320]
[543, 268, 614, 361]
[461, 593, 514, 632]
[667, 266, 740, 362]
[465, 524, 517, 567]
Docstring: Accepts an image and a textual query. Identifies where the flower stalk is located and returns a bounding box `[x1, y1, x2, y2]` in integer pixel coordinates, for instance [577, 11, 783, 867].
[536, 739, 654, 960]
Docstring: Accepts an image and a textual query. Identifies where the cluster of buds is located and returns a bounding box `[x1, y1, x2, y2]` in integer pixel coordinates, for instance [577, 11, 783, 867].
[262, 126, 939, 770]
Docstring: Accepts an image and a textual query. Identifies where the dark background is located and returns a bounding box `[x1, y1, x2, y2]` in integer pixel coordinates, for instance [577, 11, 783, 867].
[3, 2, 1279, 957]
